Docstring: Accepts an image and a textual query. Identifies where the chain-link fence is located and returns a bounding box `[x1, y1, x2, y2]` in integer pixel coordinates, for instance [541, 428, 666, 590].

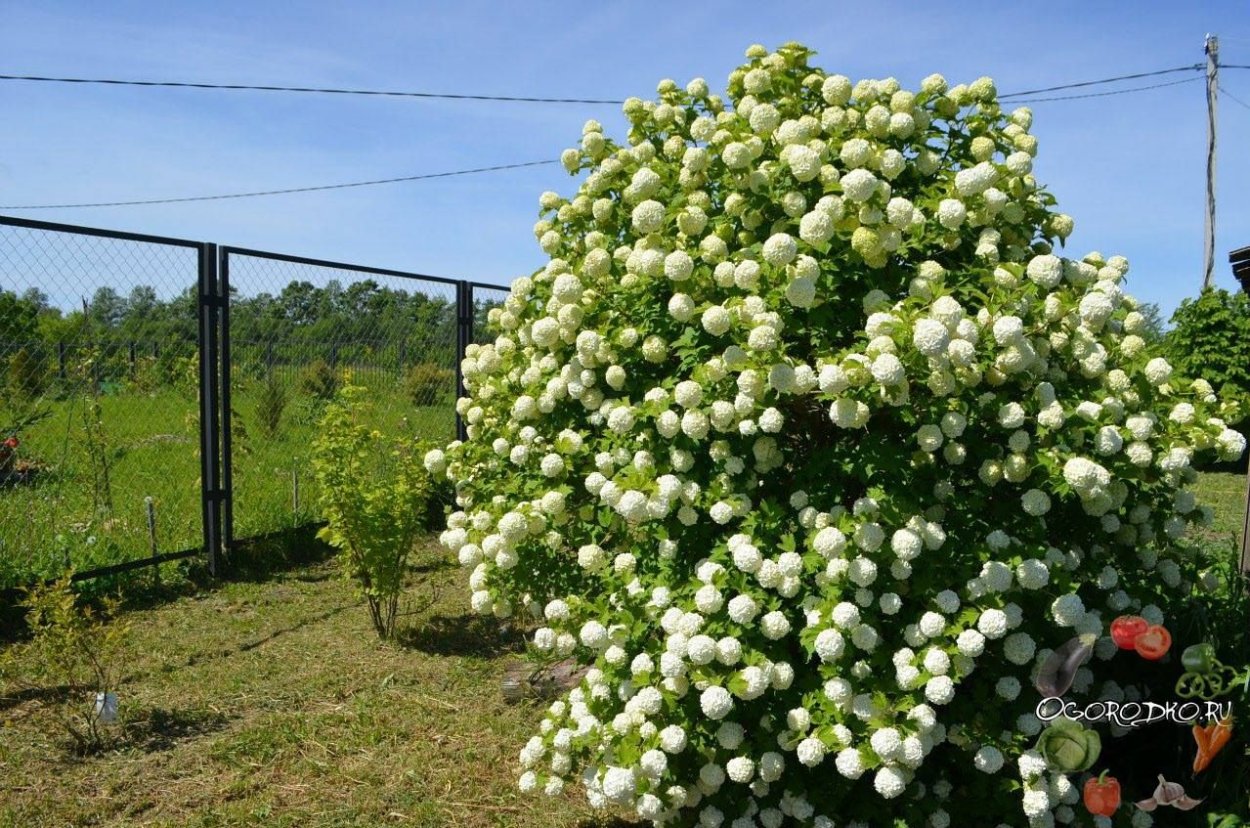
[0, 217, 205, 590]
[221, 247, 463, 546]
[0, 215, 509, 591]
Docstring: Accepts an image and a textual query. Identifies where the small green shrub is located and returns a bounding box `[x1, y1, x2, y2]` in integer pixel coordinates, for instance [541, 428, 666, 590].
[254, 373, 288, 440]
[299, 359, 340, 401]
[405, 362, 453, 407]
[0, 573, 131, 755]
[312, 384, 436, 640]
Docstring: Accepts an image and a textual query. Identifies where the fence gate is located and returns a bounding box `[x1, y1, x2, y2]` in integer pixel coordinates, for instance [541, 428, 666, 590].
[217, 247, 508, 565]
[0, 213, 508, 589]
[0, 216, 209, 586]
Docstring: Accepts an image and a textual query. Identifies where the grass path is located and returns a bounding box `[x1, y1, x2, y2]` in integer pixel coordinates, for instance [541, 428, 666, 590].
[0, 550, 623, 828]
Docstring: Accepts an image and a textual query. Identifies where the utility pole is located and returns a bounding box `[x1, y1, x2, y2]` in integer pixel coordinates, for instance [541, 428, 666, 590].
[1203, 34, 1219, 290]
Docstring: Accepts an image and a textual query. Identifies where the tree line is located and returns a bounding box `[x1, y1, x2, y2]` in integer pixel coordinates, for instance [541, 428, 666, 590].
[0, 278, 495, 394]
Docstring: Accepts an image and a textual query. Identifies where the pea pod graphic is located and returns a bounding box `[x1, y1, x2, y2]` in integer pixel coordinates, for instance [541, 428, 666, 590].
[1035, 634, 1097, 698]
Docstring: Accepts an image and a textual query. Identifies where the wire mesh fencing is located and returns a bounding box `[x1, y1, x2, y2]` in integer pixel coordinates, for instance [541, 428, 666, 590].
[221, 248, 466, 548]
[0, 215, 509, 591]
[0, 217, 204, 590]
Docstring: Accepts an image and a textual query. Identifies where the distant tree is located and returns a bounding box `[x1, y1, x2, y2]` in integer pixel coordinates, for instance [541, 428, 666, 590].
[20, 287, 50, 313]
[87, 287, 126, 329]
[0, 290, 39, 346]
[1136, 301, 1167, 343]
[1165, 288, 1250, 421]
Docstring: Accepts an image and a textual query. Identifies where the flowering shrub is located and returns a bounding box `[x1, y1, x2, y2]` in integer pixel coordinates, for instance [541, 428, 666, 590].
[432, 42, 1248, 827]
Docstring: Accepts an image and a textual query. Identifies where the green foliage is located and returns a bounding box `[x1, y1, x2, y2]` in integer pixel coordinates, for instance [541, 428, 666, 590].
[299, 358, 340, 401]
[7, 346, 47, 398]
[0, 400, 50, 443]
[124, 354, 163, 395]
[0, 573, 131, 754]
[1167, 288, 1250, 421]
[404, 361, 453, 407]
[312, 384, 437, 639]
[0, 288, 40, 345]
[254, 373, 288, 440]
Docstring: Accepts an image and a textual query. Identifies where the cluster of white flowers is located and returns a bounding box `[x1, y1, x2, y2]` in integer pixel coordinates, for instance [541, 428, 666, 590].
[438, 42, 1240, 828]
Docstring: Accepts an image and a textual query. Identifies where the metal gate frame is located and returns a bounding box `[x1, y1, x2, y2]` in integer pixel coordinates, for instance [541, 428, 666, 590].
[213, 245, 507, 569]
[0, 212, 507, 584]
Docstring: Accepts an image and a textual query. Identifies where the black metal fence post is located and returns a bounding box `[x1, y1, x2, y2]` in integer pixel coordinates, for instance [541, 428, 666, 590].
[220, 248, 234, 556]
[455, 281, 472, 442]
[198, 242, 224, 577]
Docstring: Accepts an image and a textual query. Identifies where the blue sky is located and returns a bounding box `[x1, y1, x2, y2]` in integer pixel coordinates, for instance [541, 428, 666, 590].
[1, 1, 1248, 317]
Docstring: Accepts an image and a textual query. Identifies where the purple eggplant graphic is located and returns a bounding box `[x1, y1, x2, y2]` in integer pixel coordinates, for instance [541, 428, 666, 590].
[1035, 634, 1097, 698]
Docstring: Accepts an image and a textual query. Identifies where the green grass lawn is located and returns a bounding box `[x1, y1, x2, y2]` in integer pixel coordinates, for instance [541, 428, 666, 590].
[0, 549, 623, 828]
[1191, 470, 1248, 543]
[0, 378, 455, 590]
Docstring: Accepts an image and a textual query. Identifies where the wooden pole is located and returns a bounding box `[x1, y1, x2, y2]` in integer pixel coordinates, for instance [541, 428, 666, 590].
[1203, 34, 1219, 290]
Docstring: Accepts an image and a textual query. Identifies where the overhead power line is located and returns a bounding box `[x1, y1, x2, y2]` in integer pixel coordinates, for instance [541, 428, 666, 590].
[0, 62, 1221, 210]
[997, 64, 1201, 98]
[1221, 84, 1250, 110]
[998, 64, 1202, 98]
[0, 159, 559, 209]
[0, 64, 1209, 105]
[1008, 76, 1201, 104]
[0, 73, 627, 105]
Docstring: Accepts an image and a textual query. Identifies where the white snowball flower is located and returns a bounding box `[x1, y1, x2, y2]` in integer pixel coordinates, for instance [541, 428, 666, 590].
[913, 318, 950, 356]
[660, 725, 688, 754]
[841, 168, 879, 202]
[1003, 632, 1036, 665]
[937, 199, 967, 229]
[1026, 254, 1063, 288]
[797, 737, 827, 766]
[763, 233, 798, 265]
[761, 610, 792, 639]
[924, 675, 955, 704]
[873, 766, 908, 799]
[815, 628, 846, 662]
[1050, 593, 1086, 627]
[977, 609, 1009, 639]
[956, 628, 986, 657]
[1144, 357, 1172, 385]
[835, 747, 865, 779]
[700, 686, 733, 720]
[727, 594, 759, 624]
[1021, 489, 1051, 516]
[602, 766, 637, 804]
[974, 746, 1005, 773]
[632, 200, 666, 234]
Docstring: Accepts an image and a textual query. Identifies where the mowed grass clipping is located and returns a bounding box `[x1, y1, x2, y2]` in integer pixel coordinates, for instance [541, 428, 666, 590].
[0, 549, 623, 828]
